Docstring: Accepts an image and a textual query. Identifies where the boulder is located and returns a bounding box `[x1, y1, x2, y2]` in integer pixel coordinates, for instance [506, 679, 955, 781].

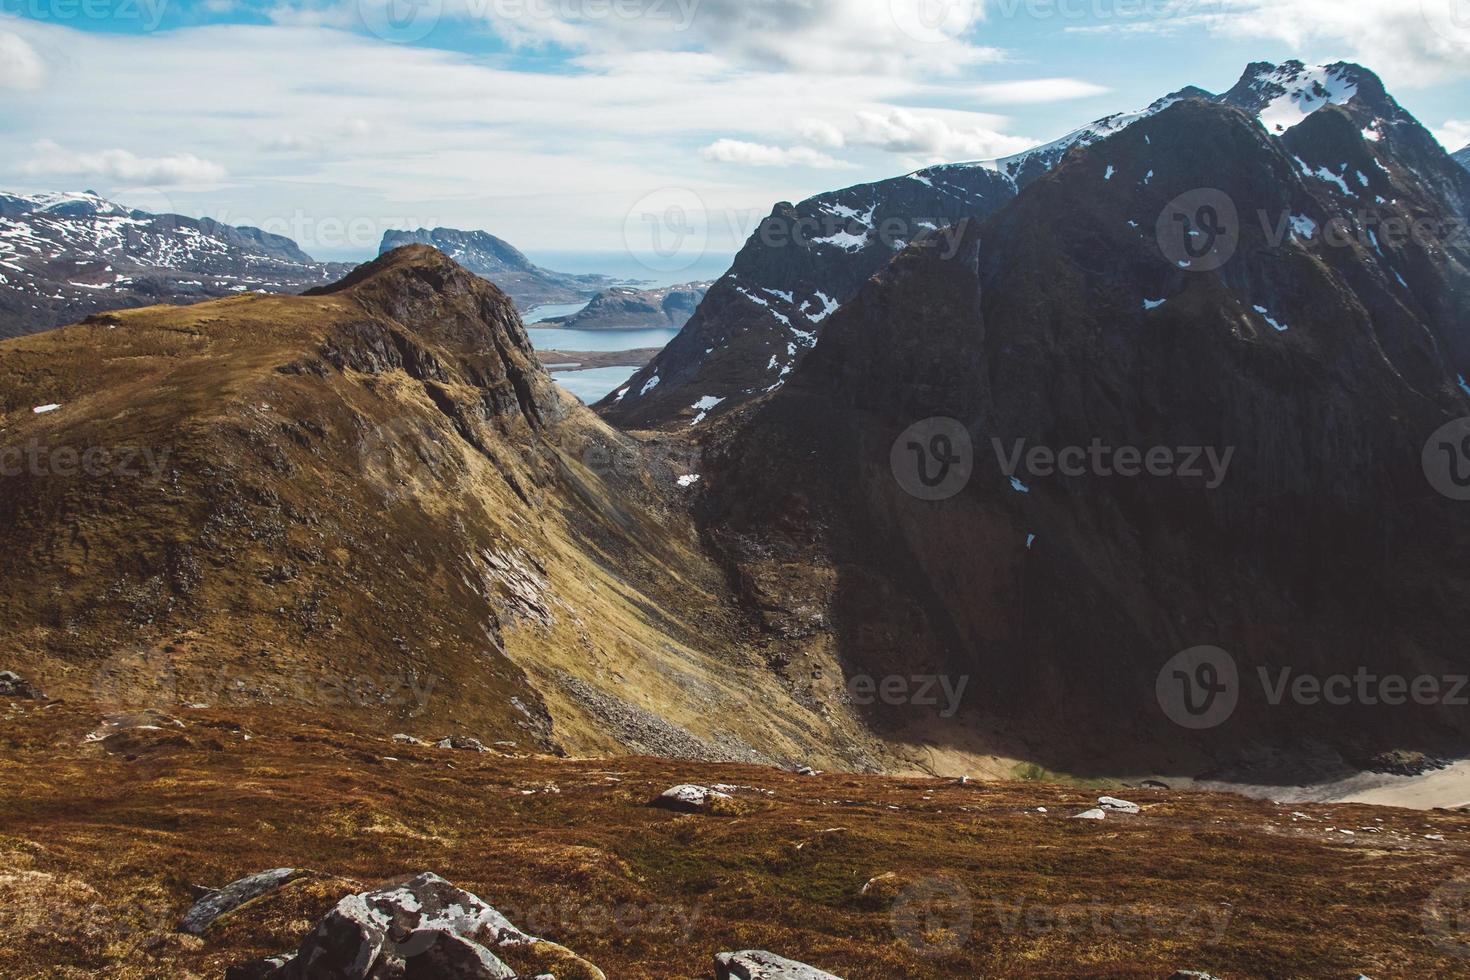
[715, 950, 844, 979]
[230, 872, 604, 980]
[0, 670, 42, 699]
[1097, 796, 1141, 814]
[392, 734, 428, 747]
[435, 736, 487, 752]
[1070, 808, 1107, 820]
[651, 784, 732, 814]
[179, 867, 307, 934]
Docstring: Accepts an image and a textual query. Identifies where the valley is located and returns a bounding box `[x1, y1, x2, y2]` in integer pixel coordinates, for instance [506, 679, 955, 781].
[3, 50, 1470, 978]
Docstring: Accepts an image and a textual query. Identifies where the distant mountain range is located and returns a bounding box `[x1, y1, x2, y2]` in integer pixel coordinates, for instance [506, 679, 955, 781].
[0, 191, 350, 339]
[602, 60, 1462, 430]
[379, 227, 616, 309]
[537, 281, 711, 330]
[1455, 144, 1470, 171]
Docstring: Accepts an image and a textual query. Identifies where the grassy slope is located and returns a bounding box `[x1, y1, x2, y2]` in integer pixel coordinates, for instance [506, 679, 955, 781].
[3, 699, 1470, 978]
[0, 252, 881, 770]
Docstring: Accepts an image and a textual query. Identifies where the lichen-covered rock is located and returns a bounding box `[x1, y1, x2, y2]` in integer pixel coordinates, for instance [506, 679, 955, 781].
[179, 867, 307, 934]
[715, 950, 844, 979]
[230, 872, 604, 980]
[0, 670, 42, 699]
[651, 784, 732, 814]
[435, 736, 487, 752]
[1097, 797, 1141, 814]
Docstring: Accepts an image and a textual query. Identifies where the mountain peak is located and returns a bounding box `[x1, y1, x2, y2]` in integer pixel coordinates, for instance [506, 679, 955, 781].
[1220, 60, 1396, 134]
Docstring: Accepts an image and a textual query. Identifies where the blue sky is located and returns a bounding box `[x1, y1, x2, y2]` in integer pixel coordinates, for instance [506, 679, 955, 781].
[3, 0, 1468, 268]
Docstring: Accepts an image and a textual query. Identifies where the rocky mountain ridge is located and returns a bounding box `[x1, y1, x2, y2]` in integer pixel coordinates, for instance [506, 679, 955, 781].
[599, 60, 1437, 431]
[597, 163, 1017, 428]
[0, 245, 910, 773]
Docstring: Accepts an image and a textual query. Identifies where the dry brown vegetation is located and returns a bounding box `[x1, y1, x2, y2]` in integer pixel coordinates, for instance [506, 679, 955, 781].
[3, 698, 1470, 979]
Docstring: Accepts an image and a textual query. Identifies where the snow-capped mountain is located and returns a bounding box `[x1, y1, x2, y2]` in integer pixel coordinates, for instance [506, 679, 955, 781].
[601, 60, 1457, 431]
[378, 228, 615, 309]
[704, 88, 1470, 766]
[598, 164, 1016, 427]
[985, 86, 1213, 187]
[0, 191, 350, 339]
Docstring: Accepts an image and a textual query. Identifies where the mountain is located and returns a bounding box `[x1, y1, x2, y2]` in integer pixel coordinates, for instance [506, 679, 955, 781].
[539, 281, 711, 330]
[597, 164, 1017, 428]
[0, 191, 350, 339]
[0, 245, 916, 772]
[1455, 144, 1470, 171]
[599, 61, 1460, 431]
[379, 227, 614, 309]
[697, 80, 1470, 776]
[987, 85, 1214, 187]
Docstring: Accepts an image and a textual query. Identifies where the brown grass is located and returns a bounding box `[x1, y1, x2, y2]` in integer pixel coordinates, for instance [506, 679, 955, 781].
[2, 699, 1468, 979]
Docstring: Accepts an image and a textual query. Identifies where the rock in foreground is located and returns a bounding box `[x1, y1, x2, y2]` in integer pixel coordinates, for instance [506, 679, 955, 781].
[230, 872, 604, 979]
[715, 949, 844, 979]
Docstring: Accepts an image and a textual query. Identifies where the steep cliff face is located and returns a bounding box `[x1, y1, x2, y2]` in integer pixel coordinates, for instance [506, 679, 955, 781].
[700, 97, 1470, 775]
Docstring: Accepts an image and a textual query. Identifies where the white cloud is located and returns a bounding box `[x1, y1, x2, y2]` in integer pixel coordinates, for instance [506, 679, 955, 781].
[0, 31, 44, 90]
[968, 78, 1111, 104]
[1438, 119, 1470, 151]
[1097, 0, 1470, 86]
[20, 140, 228, 185]
[797, 118, 848, 150]
[0, 17, 1036, 255]
[700, 139, 854, 169]
[462, 0, 1002, 77]
[845, 107, 1036, 161]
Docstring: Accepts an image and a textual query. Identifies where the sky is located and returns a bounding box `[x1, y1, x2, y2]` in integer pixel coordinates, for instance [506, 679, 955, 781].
[2, 0, 1469, 270]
